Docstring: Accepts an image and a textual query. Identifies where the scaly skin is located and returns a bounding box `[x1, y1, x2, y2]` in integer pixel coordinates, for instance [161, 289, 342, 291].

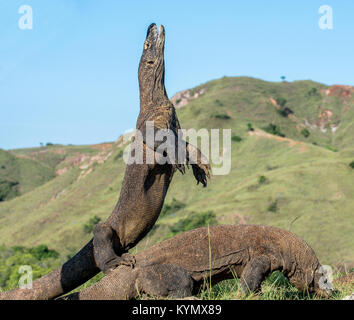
[0, 23, 210, 300]
[60, 225, 333, 300]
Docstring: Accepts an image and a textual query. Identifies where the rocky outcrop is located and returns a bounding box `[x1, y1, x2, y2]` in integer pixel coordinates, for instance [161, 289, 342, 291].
[171, 88, 206, 109]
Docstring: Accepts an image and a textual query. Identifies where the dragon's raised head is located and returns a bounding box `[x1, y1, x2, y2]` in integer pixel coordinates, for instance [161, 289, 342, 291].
[138, 23, 168, 107]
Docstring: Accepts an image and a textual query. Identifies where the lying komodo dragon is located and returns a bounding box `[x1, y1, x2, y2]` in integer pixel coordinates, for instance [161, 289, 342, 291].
[0, 23, 210, 300]
[59, 225, 333, 300]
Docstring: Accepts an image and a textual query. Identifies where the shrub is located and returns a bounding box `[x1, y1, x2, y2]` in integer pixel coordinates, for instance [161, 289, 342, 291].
[214, 114, 231, 120]
[114, 150, 123, 161]
[46, 143, 54, 146]
[28, 244, 59, 260]
[161, 198, 186, 217]
[301, 128, 310, 138]
[215, 99, 224, 107]
[0, 180, 19, 202]
[267, 200, 278, 213]
[0, 245, 60, 291]
[263, 123, 285, 137]
[83, 215, 101, 234]
[276, 109, 288, 117]
[231, 135, 242, 142]
[169, 211, 217, 236]
[258, 175, 269, 185]
[277, 107, 294, 118]
[247, 123, 254, 131]
[307, 87, 319, 97]
[349, 161, 354, 169]
[275, 97, 287, 107]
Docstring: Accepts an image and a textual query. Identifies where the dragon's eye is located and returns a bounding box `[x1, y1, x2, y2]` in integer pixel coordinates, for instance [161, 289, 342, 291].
[144, 42, 151, 50]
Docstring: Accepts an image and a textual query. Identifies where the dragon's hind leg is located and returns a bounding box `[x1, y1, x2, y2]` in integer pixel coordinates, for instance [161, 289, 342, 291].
[136, 264, 194, 299]
[239, 255, 271, 294]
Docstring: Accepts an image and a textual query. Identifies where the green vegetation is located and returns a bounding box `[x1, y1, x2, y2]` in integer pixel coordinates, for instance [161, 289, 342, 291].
[197, 270, 353, 300]
[231, 135, 242, 142]
[114, 150, 123, 161]
[263, 123, 285, 137]
[325, 145, 338, 152]
[276, 109, 288, 118]
[161, 198, 186, 217]
[275, 97, 287, 108]
[267, 200, 278, 213]
[349, 161, 354, 169]
[301, 128, 311, 138]
[247, 123, 254, 131]
[215, 99, 224, 107]
[307, 87, 320, 97]
[0, 179, 19, 201]
[0, 244, 60, 291]
[214, 113, 231, 120]
[0, 149, 57, 200]
[258, 175, 269, 185]
[83, 216, 101, 234]
[169, 211, 217, 236]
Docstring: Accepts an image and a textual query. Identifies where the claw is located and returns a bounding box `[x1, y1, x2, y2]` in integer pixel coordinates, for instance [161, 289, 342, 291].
[121, 253, 136, 269]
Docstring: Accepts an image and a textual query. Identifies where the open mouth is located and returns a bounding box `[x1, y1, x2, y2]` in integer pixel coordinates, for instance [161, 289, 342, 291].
[146, 23, 165, 47]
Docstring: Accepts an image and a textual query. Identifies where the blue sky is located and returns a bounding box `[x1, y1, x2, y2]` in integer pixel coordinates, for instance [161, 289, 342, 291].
[1, 0, 353, 150]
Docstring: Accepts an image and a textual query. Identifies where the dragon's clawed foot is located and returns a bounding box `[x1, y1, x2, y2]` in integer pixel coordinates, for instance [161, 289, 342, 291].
[121, 253, 136, 268]
[173, 163, 186, 175]
[192, 162, 211, 187]
[103, 253, 136, 274]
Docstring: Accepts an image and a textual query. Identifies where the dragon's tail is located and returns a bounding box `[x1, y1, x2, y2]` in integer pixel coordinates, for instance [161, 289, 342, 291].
[0, 240, 100, 300]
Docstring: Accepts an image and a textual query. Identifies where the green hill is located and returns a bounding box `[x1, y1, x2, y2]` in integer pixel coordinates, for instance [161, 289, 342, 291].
[0, 144, 108, 201]
[0, 148, 56, 201]
[0, 77, 353, 270]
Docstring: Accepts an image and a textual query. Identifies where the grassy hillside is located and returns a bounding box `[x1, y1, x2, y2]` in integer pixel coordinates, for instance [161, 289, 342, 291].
[0, 149, 56, 201]
[0, 144, 110, 201]
[0, 77, 353, 273]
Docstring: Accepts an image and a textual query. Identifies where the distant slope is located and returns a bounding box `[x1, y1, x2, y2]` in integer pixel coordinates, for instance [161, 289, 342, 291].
[0, 149, 56, 201]
[0, 144, 112, 201]
[0, 77, 353, 267]
[172, 77, 354, 150]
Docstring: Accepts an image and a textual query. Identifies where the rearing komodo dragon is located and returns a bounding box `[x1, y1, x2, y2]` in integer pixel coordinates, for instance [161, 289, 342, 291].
[60, 225, 334, 300]
[0, 23, 210, 300]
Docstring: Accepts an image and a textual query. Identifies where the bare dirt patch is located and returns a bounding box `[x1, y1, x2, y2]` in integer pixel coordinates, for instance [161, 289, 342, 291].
[248, 129, 307, 152]
[324, 85, 353, 99]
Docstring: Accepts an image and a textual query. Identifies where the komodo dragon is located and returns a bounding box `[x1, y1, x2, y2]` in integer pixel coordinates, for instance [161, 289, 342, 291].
[0, 23, 210, 300]
[59, 225, 334, 300]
